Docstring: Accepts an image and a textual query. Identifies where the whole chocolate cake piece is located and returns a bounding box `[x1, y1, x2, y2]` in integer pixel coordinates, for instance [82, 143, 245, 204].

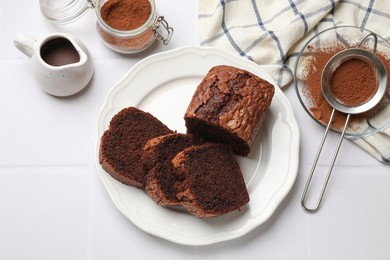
[172, 143, 250, 218]
[99, 106, 173, 188]
[184, 65, 275, 156]
[142, 133, 205, 206]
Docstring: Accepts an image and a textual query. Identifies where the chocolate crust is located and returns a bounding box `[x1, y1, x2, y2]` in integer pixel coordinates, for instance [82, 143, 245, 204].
[184, 65, 274, 156]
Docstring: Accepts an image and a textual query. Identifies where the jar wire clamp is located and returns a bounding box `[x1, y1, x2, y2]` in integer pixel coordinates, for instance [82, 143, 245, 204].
[152, 16, 173, 45]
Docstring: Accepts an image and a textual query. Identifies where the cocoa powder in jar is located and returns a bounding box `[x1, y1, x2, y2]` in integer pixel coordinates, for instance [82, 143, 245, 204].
[302, 44, 390, 130]
[97, 0, 155, 53]
[101, 0, 151, 30]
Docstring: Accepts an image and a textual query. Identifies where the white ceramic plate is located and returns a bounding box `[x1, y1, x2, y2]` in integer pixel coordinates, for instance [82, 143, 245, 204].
[95, 46, 300, 246]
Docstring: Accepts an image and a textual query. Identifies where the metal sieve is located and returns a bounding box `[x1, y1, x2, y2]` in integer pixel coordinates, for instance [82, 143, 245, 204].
[301, 33, 388, 212]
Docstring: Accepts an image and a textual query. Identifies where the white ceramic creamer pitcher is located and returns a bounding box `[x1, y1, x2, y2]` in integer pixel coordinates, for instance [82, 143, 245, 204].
[14, 32, 94, 97]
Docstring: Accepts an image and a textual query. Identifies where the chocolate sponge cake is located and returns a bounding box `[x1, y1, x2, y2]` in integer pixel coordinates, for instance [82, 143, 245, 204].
[184, 65, 274, 156]
[99, 107, 173, 188]
[142, 133, 205, 206]
[172, 143, 250, 218]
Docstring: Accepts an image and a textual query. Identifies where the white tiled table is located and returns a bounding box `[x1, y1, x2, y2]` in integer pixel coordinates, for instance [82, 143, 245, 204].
[1, 1, 389, 259]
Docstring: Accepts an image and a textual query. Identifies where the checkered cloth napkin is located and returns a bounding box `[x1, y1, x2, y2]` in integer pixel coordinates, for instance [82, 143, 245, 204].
[197, 0, 390, 163]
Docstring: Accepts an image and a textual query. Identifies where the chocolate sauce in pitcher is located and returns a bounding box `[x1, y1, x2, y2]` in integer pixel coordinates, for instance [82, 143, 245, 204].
[40, 38, 80, 66]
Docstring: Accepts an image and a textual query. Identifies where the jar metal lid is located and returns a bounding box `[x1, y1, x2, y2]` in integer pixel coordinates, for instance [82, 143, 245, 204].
[39, 0, 94, 24]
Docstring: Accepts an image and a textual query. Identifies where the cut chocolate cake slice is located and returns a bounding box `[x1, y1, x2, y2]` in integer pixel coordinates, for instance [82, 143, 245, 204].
[172, 143, 250, 218]
[142, 133, 205, 206]
[99, 106, 173, 188]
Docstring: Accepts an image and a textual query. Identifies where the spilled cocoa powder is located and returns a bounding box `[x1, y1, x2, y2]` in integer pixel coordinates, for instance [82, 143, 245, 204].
[301, 44, 390, 130]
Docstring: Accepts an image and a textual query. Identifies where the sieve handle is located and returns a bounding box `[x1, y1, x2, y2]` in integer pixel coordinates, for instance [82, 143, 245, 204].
[301, 109, 351, 213]
[357, 32, 378, 53]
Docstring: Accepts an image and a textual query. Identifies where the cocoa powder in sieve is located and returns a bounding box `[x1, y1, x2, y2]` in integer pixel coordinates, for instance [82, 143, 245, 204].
[302, 45, 390, 130]
[330, 58, 377, 106]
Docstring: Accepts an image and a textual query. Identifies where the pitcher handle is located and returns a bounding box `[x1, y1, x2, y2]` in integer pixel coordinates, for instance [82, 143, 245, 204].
[14, 33, 37, 58]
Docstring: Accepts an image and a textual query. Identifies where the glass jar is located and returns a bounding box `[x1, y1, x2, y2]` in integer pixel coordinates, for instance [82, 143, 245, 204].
[39, 0, 173, 54]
